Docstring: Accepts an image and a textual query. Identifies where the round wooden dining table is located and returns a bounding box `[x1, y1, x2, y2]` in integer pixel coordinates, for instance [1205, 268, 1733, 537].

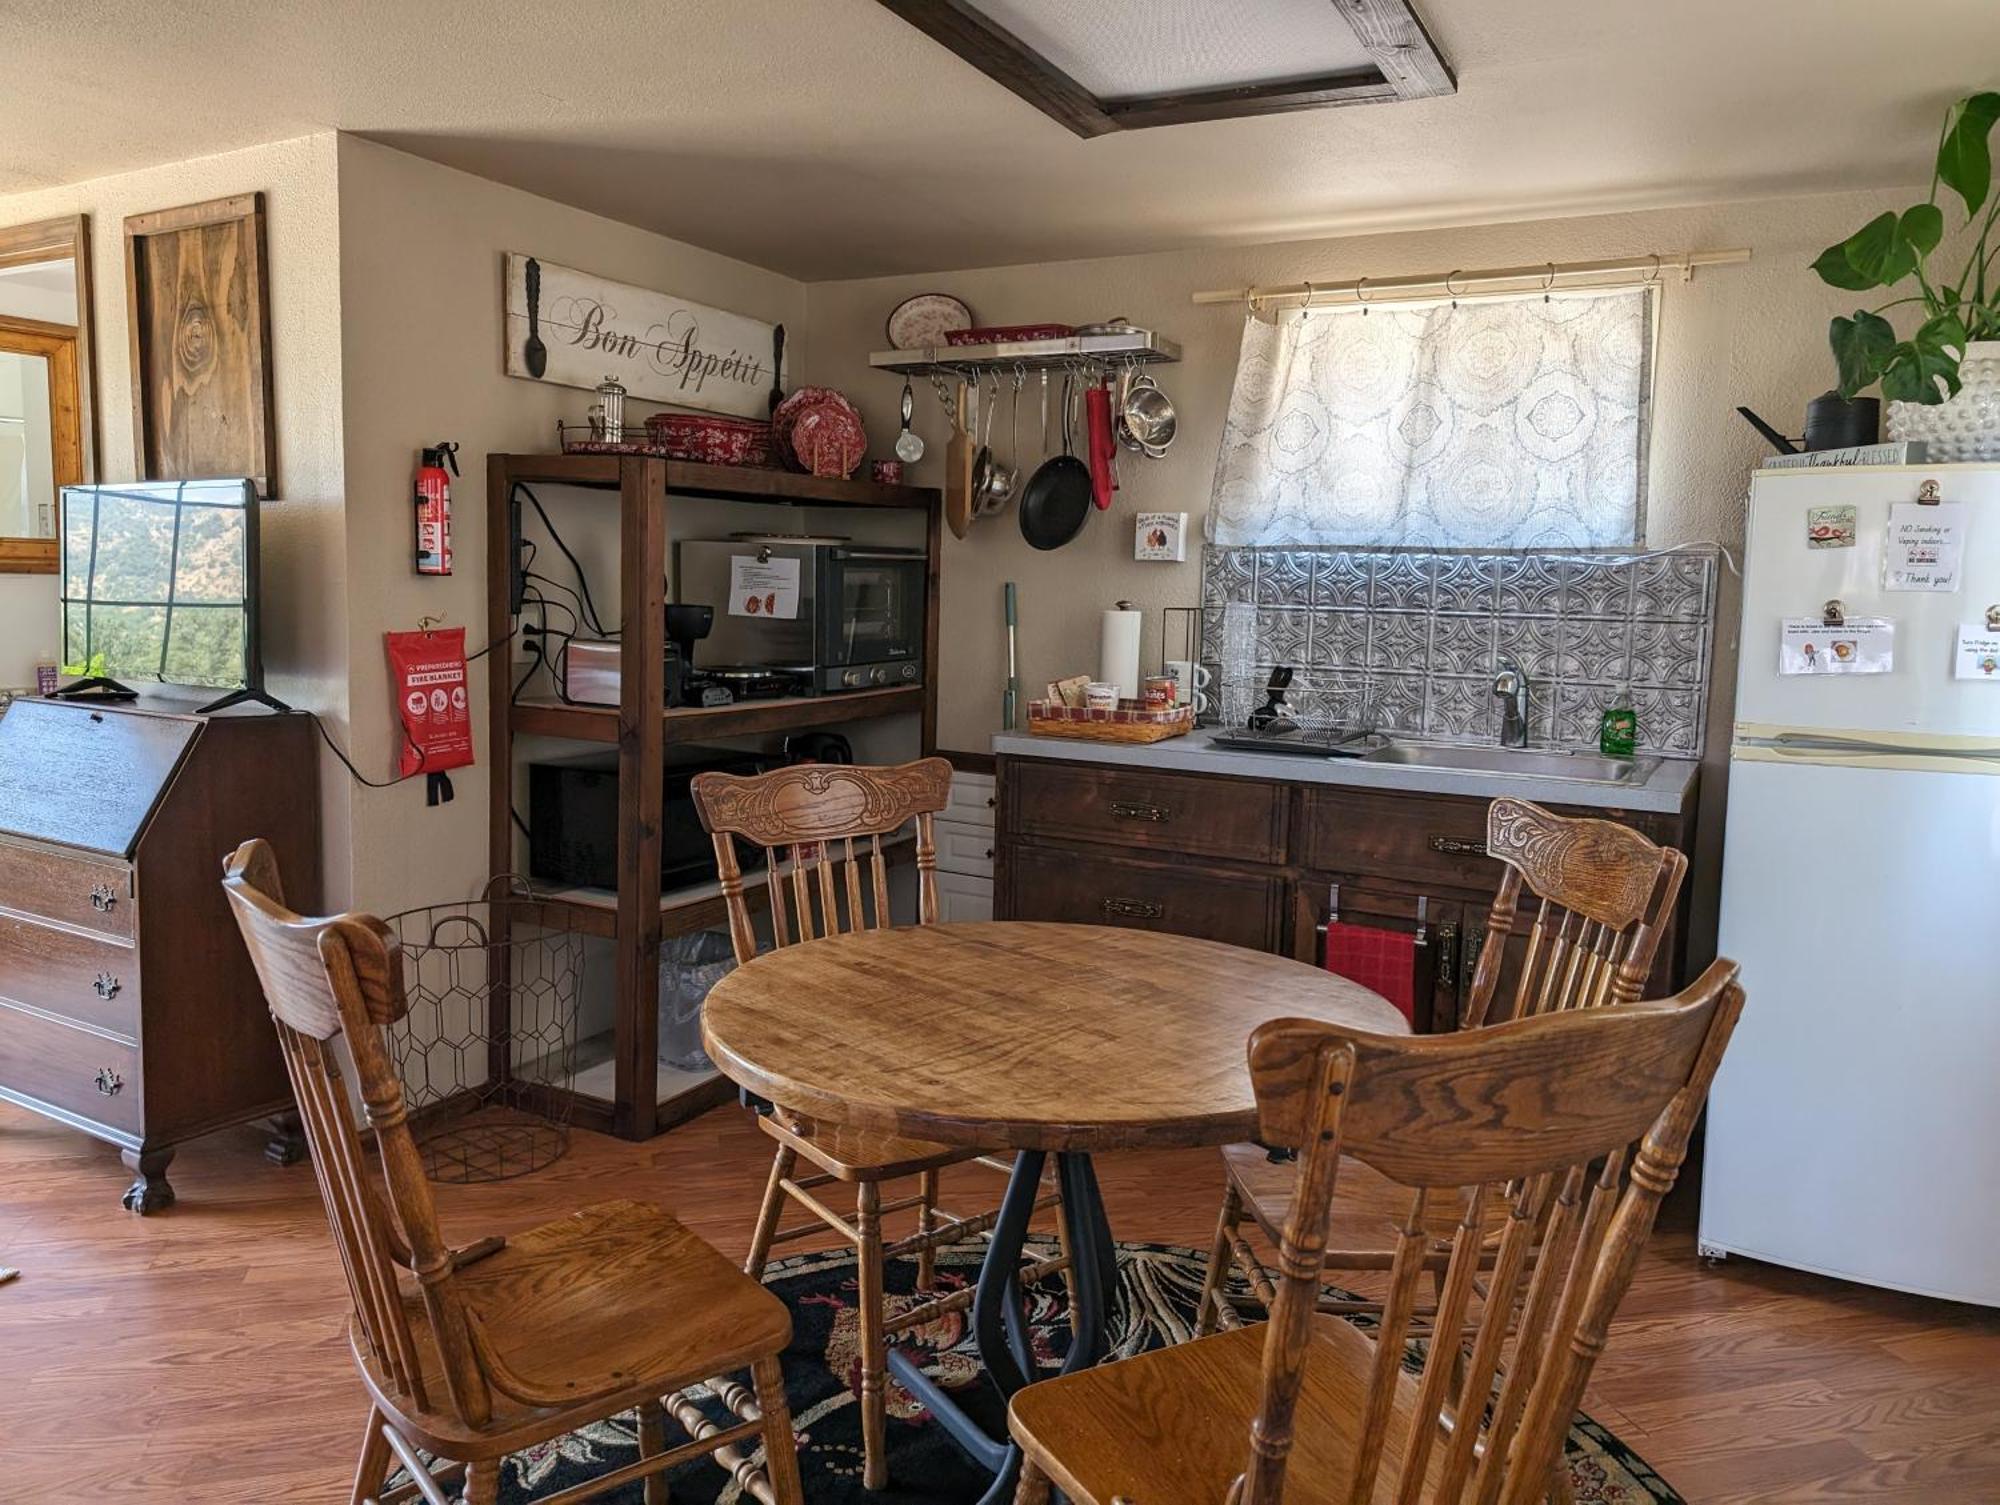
[703, 920, 1408, 1504]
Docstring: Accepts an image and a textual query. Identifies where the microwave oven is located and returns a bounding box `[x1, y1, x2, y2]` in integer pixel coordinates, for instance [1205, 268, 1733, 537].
[527, 747, 774, 891]
[675, 535, 925, 693]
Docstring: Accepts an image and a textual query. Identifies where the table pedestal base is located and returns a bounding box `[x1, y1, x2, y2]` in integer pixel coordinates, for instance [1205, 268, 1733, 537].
[886, 1149, 1118, 1503]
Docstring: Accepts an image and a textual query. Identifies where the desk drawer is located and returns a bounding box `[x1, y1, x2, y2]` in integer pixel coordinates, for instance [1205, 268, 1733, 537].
[1006, 844, 1279, 952]
[0, 910, 140, 1037]
[1008, 761, 1285, 865]
[0, 1003, 141, 1136]
[0, 837, 133, 939]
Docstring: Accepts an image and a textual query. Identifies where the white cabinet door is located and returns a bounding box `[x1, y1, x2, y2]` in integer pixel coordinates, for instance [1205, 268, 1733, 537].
[945, 772, 997, 828]
[933, 818, 997, 878]
[936, 869, 994, 923]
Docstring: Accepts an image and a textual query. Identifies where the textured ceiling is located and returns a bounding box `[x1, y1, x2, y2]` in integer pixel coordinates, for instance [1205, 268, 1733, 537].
[0, 0, 1990, 281]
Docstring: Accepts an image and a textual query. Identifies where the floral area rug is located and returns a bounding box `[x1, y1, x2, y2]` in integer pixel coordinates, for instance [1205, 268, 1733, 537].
[490, 1239, 1681, 1503]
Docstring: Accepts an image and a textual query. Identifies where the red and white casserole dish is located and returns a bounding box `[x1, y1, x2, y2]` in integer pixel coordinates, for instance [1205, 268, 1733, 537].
[644, 412, 774, 467]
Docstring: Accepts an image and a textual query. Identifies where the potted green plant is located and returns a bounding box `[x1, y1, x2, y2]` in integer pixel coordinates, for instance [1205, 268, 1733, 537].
[1814, 91, 2000, 459]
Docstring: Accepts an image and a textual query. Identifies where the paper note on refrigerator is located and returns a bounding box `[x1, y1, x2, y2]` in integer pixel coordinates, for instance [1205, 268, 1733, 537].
[1884, 501, 1965, 591]
[1779, 617, 1895, 675]
[1954, 624, 2000, 680]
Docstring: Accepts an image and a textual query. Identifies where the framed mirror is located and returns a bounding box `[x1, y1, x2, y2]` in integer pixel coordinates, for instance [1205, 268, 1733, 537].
[0, 214, 95, 574]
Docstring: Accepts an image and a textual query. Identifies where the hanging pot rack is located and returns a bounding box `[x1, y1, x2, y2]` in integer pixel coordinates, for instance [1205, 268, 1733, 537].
[1193, 247, 1752, 312]
[869, 327, 1180, 376]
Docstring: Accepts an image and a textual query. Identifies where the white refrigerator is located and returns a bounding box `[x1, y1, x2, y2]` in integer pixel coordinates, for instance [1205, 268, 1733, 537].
[1700, 462, 2000, 1306]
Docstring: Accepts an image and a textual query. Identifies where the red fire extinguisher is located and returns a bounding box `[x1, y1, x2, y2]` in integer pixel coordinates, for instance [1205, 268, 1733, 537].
[414, 441, 461, 576]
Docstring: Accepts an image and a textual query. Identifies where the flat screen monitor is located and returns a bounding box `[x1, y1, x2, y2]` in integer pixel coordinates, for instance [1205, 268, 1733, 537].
[58, 479, 266, 704]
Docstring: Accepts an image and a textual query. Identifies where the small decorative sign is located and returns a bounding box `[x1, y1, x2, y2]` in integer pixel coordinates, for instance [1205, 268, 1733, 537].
[1805, 505, 1856, 549]
[728, 554, 800, 619]
[1779, 616, 1894, 675]
[1955, 621, 2000, 680]
[1884, 500, 1965, 592]
[1134, 512, 1187, 562]
[504, 254, 781, 419]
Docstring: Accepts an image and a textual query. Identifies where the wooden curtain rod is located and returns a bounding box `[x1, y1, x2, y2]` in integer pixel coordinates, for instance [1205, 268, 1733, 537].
[1191, 249, 1752, 308]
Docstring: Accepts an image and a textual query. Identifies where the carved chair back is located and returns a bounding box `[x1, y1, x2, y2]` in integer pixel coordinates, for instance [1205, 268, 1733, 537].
[222, 839, 496, 1429]
[1462, 799, 1688, 1030]
[1240, 959, 1743, 1505]
[690, 758, 954, 966]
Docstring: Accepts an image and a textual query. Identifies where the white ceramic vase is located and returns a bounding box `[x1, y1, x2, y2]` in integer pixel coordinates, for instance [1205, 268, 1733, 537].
[1887, 339, 2000, 460]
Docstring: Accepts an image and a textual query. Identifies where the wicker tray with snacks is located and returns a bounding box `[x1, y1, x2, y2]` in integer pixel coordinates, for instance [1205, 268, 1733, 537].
[1026, 699, 1195, 744]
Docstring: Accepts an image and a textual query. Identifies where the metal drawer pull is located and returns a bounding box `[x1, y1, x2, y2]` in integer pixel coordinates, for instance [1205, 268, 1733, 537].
[1110, 800, 1171, 823]
[93, 973, 121, 1000]
[94, 1067, 123, 1096]
[89, 884, 119, 913]
[1102, 898, 1164, 919]
[1429, 836, 1487, 856]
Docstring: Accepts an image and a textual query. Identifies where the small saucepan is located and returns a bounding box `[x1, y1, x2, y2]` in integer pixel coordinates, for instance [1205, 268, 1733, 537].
[1019, 375, 1092, 550]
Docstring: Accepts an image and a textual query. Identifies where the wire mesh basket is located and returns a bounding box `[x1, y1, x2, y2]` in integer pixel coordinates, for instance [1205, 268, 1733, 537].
[383, 881, 583, 1183]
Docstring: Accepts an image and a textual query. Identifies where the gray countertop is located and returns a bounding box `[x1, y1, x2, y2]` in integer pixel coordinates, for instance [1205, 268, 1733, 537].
[991, 727, 1698, 813]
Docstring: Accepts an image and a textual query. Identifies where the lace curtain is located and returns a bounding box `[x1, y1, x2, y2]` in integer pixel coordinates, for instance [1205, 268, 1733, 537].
[1205, 286, 1653, 549]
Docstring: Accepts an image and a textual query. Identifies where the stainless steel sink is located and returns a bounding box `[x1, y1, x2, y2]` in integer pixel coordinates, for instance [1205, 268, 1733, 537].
[1362, 741, 1652, 785]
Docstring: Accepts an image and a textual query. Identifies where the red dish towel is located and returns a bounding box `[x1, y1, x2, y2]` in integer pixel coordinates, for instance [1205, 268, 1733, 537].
[1322, 920, 1417, 1025]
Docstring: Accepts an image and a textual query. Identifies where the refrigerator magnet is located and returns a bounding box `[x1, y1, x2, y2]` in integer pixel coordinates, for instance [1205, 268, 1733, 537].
[1883, 500, 1966, 591]
[1806, 505, 1856, 549]
[1779, 616, 1894, 675]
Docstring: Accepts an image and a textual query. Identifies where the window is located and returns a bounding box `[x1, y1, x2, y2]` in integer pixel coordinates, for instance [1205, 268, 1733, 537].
[1206, 286, 1653, 550]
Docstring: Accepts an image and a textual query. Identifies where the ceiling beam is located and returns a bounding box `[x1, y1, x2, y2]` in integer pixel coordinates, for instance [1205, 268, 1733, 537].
[871, 0, 1453, 137]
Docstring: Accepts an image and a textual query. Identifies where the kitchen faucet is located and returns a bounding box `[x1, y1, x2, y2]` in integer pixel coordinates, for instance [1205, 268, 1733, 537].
[1494, 657, 1530, 747]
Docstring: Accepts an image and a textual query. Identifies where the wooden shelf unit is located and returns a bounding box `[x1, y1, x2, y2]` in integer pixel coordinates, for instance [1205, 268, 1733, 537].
[487, 452, 942, 1139]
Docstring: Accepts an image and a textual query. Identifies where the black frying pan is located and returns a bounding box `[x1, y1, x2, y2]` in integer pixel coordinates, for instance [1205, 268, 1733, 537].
[1019, 376, 1092, 550]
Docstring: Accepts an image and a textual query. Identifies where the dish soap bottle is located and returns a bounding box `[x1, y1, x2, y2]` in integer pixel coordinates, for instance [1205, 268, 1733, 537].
[1599, 685, 1638, 759]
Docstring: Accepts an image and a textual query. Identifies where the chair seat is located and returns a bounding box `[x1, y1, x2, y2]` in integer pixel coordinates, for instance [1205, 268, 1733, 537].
[1009, 1315, 1447, 1505]
[1222, 1141, 1487, 1258]
[356, 1199, 791, 1459]
[761, 1112, 985, 1182]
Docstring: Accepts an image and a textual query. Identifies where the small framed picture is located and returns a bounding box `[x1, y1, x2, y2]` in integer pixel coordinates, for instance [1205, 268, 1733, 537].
[1134, 512, 1187, 562]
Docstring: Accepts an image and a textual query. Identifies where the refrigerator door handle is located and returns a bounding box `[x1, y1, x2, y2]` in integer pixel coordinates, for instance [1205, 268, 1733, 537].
[1739, 731, 2000, 770]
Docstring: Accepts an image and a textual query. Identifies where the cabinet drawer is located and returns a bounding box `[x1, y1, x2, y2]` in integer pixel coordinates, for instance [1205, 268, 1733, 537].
[1297, 788, 1496, 890]
[0, 910, 140, 1036]
[945, 774, 997, 829]
[932, 819, 996, 879]
[0, 1003, 141, 1136]
[1007, 844, 1279, 952]
[0, 837, 134, 940]
[936, 869, 994, 924]
[1009, 762, 1285, 865]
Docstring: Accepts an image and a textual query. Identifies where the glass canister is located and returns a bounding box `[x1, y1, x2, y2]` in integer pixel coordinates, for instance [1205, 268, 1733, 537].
[594, 375, 628, 444]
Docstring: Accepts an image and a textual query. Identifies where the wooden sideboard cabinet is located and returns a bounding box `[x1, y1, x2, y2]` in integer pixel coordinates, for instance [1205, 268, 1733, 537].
[0, 700, 321, 1211]
[995, 752, 1698, 1032]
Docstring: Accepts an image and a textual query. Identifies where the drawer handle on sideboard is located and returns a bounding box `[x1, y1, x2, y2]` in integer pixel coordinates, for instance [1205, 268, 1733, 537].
[1429, 836, 1487, 856]
[94, 1067, 123, 1097]
[1110, 801, 1171, 823]
[1102, 898, 1165, 920]
[89, 884, 119, 913]
[93, 973, 121, 1000]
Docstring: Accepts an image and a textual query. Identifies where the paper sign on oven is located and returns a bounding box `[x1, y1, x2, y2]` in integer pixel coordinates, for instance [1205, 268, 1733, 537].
[728, 555, 801, 619]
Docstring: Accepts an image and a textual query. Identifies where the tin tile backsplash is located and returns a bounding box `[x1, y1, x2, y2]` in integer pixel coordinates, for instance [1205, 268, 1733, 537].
[1199, 547, 1717, 757]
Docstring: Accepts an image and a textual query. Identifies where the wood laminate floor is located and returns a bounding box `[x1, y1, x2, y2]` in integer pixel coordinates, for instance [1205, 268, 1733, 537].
[2, 1101, 1996, 1503]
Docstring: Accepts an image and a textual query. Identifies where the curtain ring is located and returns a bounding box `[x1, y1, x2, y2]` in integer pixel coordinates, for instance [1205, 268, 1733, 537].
[1301, 280, 1314, 320]
[1445, 269, 1465, 309]
[1542, 262, 1556, 303]
[1646, 253, 1662, 285]
[1356, 275, 1371, 316]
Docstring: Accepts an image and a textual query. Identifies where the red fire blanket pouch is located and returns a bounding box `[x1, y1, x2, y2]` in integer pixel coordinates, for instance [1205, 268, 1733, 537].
[385, 627, 474, 806]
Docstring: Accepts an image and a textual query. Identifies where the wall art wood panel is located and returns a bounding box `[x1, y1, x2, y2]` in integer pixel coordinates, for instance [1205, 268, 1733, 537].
[124, 193, 276, 497]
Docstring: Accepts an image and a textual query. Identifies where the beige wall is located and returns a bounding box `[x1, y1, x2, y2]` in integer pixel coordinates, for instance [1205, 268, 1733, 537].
[334, 137, 808, 914]
[0, 134, 352, 893]
[803, 187, 1927, 755]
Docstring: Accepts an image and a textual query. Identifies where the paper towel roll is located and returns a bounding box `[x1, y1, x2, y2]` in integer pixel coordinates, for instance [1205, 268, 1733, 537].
[1099, 603, 1143, 701]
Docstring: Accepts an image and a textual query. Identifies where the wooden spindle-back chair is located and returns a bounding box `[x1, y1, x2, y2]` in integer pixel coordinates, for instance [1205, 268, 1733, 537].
[1009, 959, 1745, 1505]
[1198, 799, 1689, 1339]
[221, 839, 803, 1505]
[691, 757, 1071, 1490]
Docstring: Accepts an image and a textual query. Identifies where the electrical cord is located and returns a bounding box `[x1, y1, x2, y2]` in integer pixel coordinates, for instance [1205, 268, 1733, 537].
[513, 482, 612, 637]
